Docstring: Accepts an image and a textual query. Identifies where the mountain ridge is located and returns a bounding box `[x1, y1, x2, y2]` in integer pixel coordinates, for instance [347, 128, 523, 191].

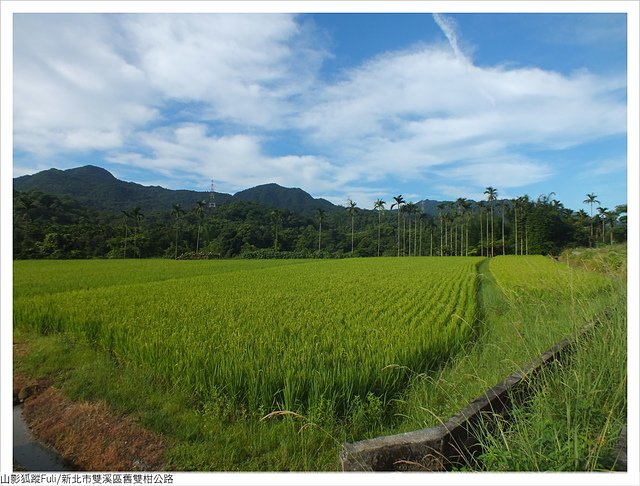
[13, 165, 340, 215]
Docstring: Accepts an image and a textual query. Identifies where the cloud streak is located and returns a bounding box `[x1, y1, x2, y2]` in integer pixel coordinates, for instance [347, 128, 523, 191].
[432, 13, 465, 60]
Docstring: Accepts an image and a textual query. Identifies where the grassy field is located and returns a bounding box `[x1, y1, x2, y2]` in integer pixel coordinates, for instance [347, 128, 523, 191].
[471, 246, 627, 471]
[15, 257, 481, 415]
[13, 251, 625, 471]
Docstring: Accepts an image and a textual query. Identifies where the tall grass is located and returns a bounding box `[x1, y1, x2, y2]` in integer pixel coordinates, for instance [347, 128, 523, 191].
[466, 247, 628, 471]
[473, 278, 626, 470]
[394, 255, 615, 433]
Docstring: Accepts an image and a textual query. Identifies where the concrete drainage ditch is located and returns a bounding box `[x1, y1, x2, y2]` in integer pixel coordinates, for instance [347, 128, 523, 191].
[339, 320, 626, 472]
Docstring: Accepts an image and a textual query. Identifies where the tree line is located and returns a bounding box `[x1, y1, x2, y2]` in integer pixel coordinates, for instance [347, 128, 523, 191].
[13, 188, 626, 260]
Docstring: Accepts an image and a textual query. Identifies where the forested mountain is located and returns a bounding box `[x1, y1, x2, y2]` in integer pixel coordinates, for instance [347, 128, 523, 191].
[13, 165, 627, 260]
[13, 165, 233, 213]
[234, 183, 336, 215]
[13, 165, 338, 215]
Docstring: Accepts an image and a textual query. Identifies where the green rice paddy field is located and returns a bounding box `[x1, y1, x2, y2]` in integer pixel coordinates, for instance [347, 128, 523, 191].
[13, 253, 625, 471]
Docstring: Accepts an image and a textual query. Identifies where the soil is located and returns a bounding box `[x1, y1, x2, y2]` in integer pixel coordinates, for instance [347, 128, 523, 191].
[13, 373, 168, 471]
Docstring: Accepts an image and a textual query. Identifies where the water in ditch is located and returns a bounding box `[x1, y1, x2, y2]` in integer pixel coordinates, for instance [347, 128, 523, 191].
[13, 405, 70, 471]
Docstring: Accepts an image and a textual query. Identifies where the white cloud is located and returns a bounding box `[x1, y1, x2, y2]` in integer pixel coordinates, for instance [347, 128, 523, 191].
[434, 155, 553, 188]
[292, 43, 625, 198]
[13, 13, 327, 157]
[13, 13, 626, 202]
[121, 13, 326, 128]
[107, 123, 340, 193]
[13, 14, 157, 155]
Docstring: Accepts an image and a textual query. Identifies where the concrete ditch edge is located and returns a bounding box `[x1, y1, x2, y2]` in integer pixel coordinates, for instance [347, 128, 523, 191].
[340, 322, 597, 471]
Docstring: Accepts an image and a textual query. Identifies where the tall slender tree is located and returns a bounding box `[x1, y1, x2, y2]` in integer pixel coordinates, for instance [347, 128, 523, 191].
[270, 208, 283, 251]
[426, 217, 436, 256]
[484, 187, 498, 257]
[501, 200, 506, 255]
[346, 199, 358, 255]
[131, 206, 144, 258]
[194, 201, 206, 253]
[171, 203, 186, 259]
[390, 195, 405, 256]
[455, 198, 470, 256]
[403, 202, 417, 256]
[583, 193, 600, 245]
[605, 210, 617, 245]
[437, 202, 446, 256]
[418, 212, 428, 256]
[597, 206, 609, 244]
[121, 209, 131, 258]
[316, 208, 326, 251]
[373, 198, 386, 257]
[512, 198, 519, 255]
[414, 204, 421, 256]
[478, 201, 484, 257]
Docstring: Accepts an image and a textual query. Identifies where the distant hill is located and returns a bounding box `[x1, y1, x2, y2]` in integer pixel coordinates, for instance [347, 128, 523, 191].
[416, 199, 443, 217]
[13, 165, 339, 215]
[13, 165, 231, 213]
[234, 183, 336, 214]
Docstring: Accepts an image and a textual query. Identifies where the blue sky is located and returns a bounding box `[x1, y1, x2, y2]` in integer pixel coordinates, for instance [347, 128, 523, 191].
[12, 10, 629, 212]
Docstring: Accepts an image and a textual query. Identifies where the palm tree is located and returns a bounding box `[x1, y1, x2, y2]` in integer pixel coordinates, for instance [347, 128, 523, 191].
[316, 208, 326, 251]
[418, 212, 426, 256]
[194, 200, 207, 253]
[412, 204, 420, 256]
[171, 203, 185, 259]
[346, 199, 358, 255]
[442, 202, 454, 256]
[131, 206, 144, 258]
[597, 206, 609, 244]
[425, 217, 436, 256]
[373, 199, 386, 256]
[270, 209, 283, 251]
[512, 198, 519, 255]
[478, 201, 484, 257]
[437, 203, 445, 256]
[408, 202, 420, 256]
[500, 200, 506, 255]
[517, 195, 531, 255]
[605, 210, 617, 245]
[455, 198, 470, 256]
[121, 209, 131, 258]
[461, 199, 471, 256]
[403, 202, 417, 256]
[418, 209, 433, 256]
[390, 195, 405, 256]
[484, 187, 498, 257]
[583, 193, 600, 245]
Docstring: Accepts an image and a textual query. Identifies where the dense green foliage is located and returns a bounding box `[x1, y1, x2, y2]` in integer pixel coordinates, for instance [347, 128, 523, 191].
[13, 165, 627, 260]
[13, 185, 627, 261]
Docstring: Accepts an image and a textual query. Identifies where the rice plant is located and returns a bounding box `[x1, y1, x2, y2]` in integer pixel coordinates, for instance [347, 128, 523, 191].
[14, 257, 482, 417]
